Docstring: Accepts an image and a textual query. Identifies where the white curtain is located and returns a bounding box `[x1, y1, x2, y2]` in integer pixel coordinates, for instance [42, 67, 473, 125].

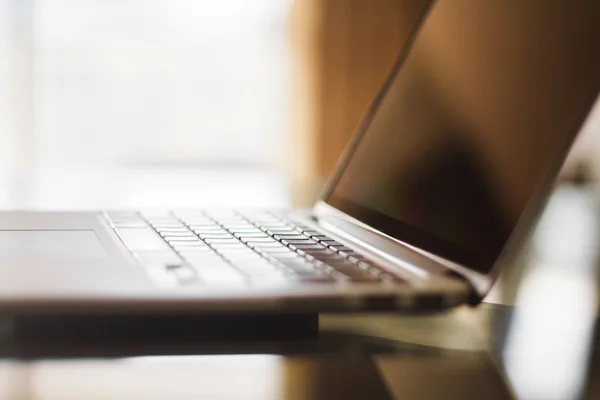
[2, 0, 291, 171]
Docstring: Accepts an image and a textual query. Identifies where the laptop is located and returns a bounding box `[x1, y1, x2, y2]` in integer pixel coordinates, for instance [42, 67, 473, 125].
[0, 0, 598, 314]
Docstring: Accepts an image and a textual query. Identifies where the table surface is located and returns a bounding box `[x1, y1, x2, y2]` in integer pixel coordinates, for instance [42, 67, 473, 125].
[0, 176, 599, 400]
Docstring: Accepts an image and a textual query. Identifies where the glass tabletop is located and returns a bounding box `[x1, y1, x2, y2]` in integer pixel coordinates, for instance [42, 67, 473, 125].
[0, 183, 598, 400]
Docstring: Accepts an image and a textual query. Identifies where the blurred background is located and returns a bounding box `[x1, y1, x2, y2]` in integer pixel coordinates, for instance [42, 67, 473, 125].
[1, 0, 598, 210]
[0, 0, 292, 209]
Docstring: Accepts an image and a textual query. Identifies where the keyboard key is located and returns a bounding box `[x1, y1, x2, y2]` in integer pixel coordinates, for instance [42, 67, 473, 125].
[136, 252, 182, 266]
[111, 221, 148, 228]
[189, 264, 236, 274]
[146, 215, 181, 222]
[185, 257, 227, 266]
[236, 261, 282, 272]
[150, 221, 185, 230]
[160, 231, 196, 237]
[332, 246, 355, 252]
[166, 237, 202, 242]
[273, 234, 311, 241]
[278, 259, 323, 275]
[108, 209, 396, 289]
[318, 259, 351, 268]
[107, 211, 140, 218]
[116, 228, 171, 252]
[210, 243, 248, 250]
[158, 228, 194, 234]
[269, 252, 303, 260]
[188, 260, 232, 271]
[219, 248, 262, 256]
[233, 266, 279, 276]
[223, 224, 257, 230]
[141, 209, 174, 218]
[171, 242, 208, 249]
[107, 215, 143, 221]
[237, 262, 279, 270]
[266, 228, 299, 235]
[106, 213, 140, 221]
[302, 230, 326, 236]
[248, 241, 289, 248]
[193, 230, 228, 237]
[170, 244, 206, 250]
[180, 248, 220, 257]
[177, 249, 215, 257]
[165, 237, 201, 243]
[180, 217, 215, 224]
[259, 222, 290, 227]
[230, 226, 264, 231]
[235, 234, 270, 240]
[290, 223, 311, 229]
[240, 239, 278, 245]
[198, 233, 234, 239]
[189, 224, 222, 230]
[319, 240, 345, 247]
[292, 244, 327, 251]
[209, 217, 245, 224]
[169, 239, 206, 245]
[258, 248, 296, 255]
[219, 252, 259, 260]
[202, 238, 239, 245]
[282, 239, 319, 246]
[191, 225, 224, 230]
[303, 247, 337, 254]
[234, 257, 278, 266]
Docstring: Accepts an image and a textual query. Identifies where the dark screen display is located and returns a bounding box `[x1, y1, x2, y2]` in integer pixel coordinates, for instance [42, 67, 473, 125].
[326, 0, 600, 273]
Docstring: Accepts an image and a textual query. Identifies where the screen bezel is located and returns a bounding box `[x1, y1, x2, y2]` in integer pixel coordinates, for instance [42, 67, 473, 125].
[318, 0, 600, 297]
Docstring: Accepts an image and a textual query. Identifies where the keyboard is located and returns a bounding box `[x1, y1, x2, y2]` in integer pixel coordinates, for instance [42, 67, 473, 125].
[104, 210, 400, 288]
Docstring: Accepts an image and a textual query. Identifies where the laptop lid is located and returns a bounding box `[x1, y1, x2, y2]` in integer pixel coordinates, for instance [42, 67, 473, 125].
[315, 0, 600, 299]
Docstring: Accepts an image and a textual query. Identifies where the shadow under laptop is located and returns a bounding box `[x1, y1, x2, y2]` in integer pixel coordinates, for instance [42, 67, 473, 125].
[0, 318, 515, 400]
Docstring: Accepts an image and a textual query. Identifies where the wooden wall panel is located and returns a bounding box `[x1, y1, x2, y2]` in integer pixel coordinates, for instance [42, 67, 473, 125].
[290, 0, 429, 206]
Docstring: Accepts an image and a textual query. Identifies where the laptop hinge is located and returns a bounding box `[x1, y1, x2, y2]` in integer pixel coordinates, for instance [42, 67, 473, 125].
[301, 203, 488, 298]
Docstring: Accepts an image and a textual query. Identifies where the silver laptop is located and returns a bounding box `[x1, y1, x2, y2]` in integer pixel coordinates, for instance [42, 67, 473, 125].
[0, 0, 598, 314]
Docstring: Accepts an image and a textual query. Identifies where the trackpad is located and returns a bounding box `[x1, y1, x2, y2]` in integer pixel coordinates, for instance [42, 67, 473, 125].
[0, 230, 108, 259]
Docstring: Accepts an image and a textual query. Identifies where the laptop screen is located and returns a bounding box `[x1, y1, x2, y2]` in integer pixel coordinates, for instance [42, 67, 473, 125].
[325, 0, 600, 273]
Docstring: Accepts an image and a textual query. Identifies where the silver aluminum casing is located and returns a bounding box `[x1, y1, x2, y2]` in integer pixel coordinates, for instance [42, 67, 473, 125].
[0, 210, 469, 316]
